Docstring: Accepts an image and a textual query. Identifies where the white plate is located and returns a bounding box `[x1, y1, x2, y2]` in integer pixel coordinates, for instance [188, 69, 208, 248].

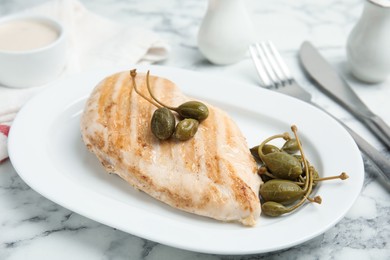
[8, 65, 364, 255]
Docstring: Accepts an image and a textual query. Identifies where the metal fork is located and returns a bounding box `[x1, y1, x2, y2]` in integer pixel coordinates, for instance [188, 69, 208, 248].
[249, 41, 390, 184]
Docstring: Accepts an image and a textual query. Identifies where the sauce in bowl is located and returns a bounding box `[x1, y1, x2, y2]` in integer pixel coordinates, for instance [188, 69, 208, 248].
[0, 15, 66, 88]
[0, 19, 59, 52]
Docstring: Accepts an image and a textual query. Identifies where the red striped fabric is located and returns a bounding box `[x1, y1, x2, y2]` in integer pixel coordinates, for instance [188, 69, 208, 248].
[0, 124, 10, 163]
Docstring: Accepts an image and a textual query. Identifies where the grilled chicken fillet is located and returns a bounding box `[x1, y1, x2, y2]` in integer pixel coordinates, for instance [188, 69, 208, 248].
[81, 71, 262, 226]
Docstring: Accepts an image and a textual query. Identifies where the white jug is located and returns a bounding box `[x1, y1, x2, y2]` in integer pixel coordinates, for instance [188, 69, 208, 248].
[346, 0, 390, 83]
[197, 0, 254, 65]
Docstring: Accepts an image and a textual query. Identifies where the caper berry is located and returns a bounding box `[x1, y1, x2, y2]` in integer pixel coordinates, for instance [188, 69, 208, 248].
[253, 125, 348, 218]
[250, 145, 262, 163]
[262, 144, 280, 155]
[282, 138, 300, 154]
[131, 70, 209, 142]
[260, 152, 303, 180]
[260, 179, 304, 204]
[174, 118, 199, 141]
[260, 173, 273, 183]
[151, 107, 176, 140]
[261, 201, 288, 217]
[177, 101, 209, 121]
[251, 144, 279, 163]
[311, 166, 320, 186]
[293, 154, 302, 162]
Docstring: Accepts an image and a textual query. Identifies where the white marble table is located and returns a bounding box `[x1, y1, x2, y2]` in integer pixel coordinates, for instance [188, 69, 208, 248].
[1, 0, 390, 259]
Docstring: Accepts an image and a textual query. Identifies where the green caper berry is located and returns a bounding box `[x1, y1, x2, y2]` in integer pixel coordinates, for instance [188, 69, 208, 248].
[251, 144, 279, 164]
[262, 201, 288, 217]
[177, 101, 209, 121]
[262, 144, 280, 155]
[250, 145, 261, 162]
[151, 107, 176, 140]
[293, 154, 302, 161]
[174, 118, 199, 141]
[282, 138, 300, 154]
[311, 167, 320, 186]
[260, 152, 303, 180]
[260, 179, 304, 204]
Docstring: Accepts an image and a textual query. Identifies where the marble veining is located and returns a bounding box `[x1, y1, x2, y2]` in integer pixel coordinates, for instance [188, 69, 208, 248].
[1, 0, 390, 259]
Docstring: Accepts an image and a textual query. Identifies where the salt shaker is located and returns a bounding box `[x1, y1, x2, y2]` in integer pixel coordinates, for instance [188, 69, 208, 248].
[197, 0, 255, 65]
[346, 0, 390, 83]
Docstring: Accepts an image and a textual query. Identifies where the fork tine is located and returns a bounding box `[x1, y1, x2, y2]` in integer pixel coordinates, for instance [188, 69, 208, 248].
[249, 44, 274, 88]
[250, 41, 313, 102]
[260, 42, 285, 86]
[255, 43, 280, 87]
[267, 41, 294, 85]
[261, 41, 288, 87]
[250, 42, 293, 88]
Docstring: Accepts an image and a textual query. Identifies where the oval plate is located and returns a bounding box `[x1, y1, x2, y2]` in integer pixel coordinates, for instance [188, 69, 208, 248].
[8, 65, 364, 255]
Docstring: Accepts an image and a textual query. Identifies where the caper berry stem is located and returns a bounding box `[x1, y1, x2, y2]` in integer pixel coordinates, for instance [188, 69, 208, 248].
[145, 70, 178, 111]
[130, 69, 161, 108]
[258, 166, 278, 179]
[257, 132, 291, 161]
[283, 125, 317, 210]
[294, 172, 349, 185]
[277, 162, 315, 214]
[307, 195, 322, 204]
[291, 125, 311, 193]
[316, 172, 349, 181]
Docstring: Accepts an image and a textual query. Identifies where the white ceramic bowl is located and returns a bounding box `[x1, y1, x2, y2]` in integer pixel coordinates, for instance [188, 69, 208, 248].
[0, 15, 66, 88]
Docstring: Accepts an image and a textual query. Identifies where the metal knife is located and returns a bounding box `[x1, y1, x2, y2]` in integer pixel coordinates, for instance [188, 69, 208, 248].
[299, 41, 390, 150]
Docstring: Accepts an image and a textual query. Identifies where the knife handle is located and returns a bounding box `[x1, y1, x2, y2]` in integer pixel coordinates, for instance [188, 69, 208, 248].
[311, 102, 390, 185]
[361, 116, 390, 150]
[345, 125, 390, 184]
[370, 115, 390, 148]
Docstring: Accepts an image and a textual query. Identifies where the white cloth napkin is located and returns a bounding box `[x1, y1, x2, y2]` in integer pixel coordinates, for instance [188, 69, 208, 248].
[0, 0, 169, 162]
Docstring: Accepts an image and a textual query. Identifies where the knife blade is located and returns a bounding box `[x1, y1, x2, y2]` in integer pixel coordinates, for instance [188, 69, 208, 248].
[299, 41, 390, 150]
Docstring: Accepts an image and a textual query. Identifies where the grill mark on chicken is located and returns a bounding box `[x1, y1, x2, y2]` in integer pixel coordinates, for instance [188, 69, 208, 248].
[202, 108, 223, 185]
[224, 116, 234, 147]
[98, 74, 120, 128]
[105, 74, 125, 161]
[226, 160, 256, 212]
[111, 74, 131, 151]
[181, 137, 201, 173]
[133, 80, 154, 160]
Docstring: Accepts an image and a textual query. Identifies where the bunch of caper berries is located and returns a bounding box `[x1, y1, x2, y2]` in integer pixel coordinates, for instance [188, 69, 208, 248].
[130, 69, 209, 141]
[251, 125, 348, 217]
